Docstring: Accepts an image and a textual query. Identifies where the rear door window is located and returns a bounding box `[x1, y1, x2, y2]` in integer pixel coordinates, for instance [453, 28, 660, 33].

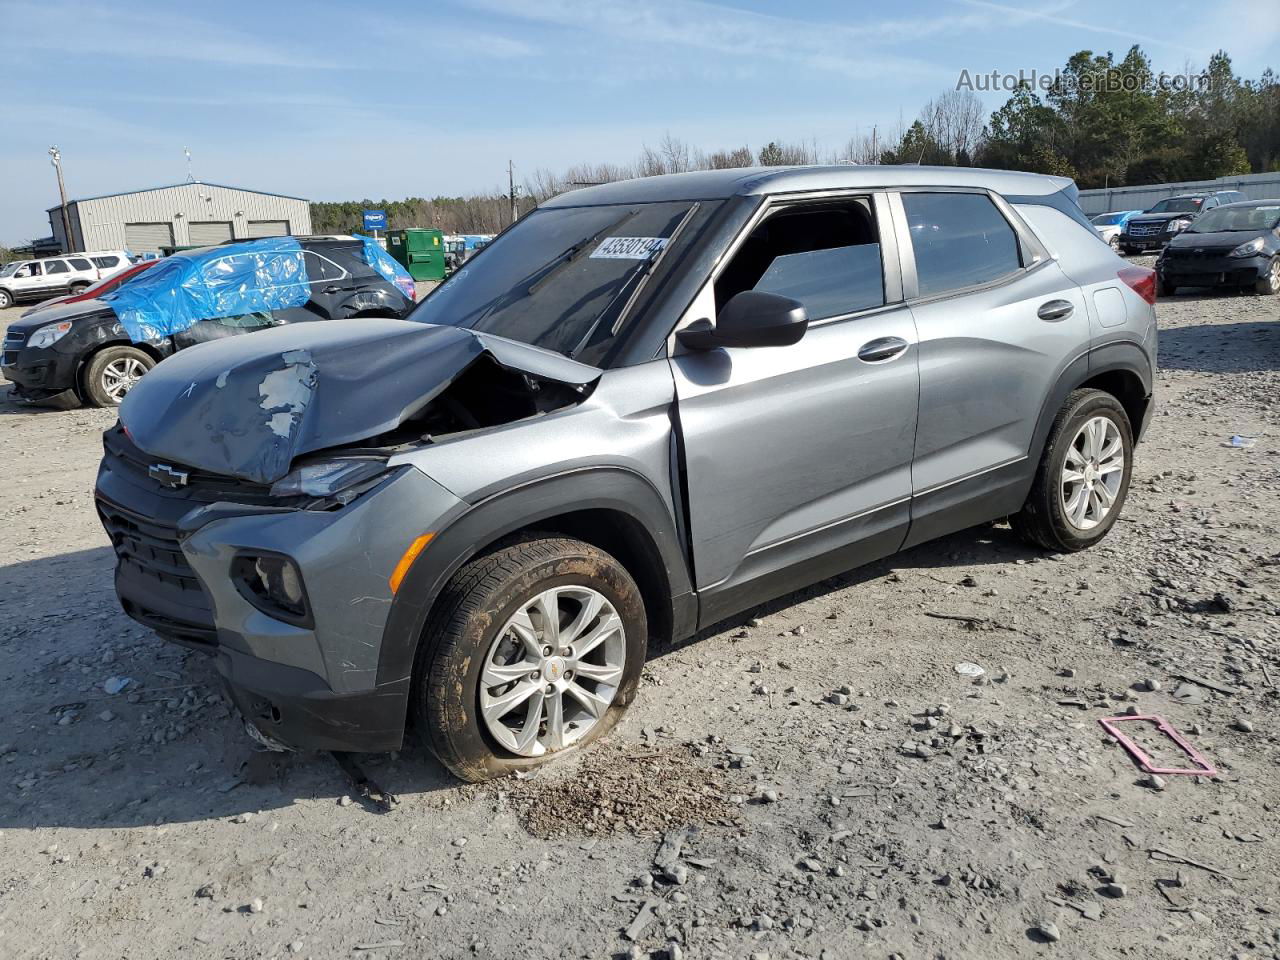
[44, 260, 70, 275]
[69, 257, 93, 271]
[901, 193, 1022, 297]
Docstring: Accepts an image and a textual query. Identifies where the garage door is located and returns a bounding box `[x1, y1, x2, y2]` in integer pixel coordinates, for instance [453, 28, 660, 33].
[124, 222, 175, 256]
[247, 220, 290, 239]
[188, 221, 233, 246]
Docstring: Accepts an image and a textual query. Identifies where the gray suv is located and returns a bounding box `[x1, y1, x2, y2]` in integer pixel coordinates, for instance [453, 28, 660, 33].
[94, 166, 1158, 781]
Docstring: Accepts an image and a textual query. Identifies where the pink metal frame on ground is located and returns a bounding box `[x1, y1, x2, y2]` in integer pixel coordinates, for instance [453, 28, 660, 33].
[1098, 714, 1217, 777]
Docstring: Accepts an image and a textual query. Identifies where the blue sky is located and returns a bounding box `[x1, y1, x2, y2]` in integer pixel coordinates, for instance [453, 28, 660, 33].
[1, 0, 1276, 244]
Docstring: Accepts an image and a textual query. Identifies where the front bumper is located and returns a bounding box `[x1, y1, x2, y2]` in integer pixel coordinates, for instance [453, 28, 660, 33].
[95, 439, 465, 753]
[1120, 233, 1173, 251]
[1, 344, 80, 401]
[1157, 253, 1271, 288]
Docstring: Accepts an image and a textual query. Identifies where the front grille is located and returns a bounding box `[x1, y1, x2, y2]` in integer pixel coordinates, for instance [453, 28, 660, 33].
[103, 425, 276, 504]
[1128, 223, 1164, 237]
[3, 331, 24, 366]
[97, 497, 217, 643]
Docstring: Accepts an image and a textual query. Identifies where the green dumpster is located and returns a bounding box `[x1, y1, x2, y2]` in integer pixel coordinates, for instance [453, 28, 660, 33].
[385, 228, 447, 282]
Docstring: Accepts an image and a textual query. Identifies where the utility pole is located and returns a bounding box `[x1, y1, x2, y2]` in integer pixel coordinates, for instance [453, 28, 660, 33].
[49, 146, 73, 253]
[508, 159, 518, 226]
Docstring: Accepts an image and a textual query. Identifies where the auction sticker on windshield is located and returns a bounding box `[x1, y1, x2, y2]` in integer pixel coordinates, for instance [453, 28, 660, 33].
[591, 237, 669, 260]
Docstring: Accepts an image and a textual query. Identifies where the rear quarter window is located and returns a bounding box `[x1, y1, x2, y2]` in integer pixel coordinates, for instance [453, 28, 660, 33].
[69, 258, 93, 270]
[92, 255, 120, 268]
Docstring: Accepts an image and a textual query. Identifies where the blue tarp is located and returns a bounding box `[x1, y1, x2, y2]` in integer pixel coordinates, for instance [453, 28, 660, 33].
[358, 236, 414, 293]
[102, 238, 311, 342]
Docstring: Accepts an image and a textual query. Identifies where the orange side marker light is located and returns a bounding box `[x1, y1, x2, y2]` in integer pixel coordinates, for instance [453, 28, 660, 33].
[389, 533, 434, 594]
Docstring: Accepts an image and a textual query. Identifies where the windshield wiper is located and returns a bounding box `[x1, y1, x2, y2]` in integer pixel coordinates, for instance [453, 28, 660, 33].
[569, 202, 701, 360]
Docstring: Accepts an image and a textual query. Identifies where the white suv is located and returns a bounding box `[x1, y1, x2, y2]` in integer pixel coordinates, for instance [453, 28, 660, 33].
[0, 250, 131, 309]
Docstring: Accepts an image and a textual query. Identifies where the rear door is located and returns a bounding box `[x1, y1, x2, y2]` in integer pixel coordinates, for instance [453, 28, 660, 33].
[892, 189, 1088, 546]
[671, 191, 920, 623]
[40, 259, 72, 295]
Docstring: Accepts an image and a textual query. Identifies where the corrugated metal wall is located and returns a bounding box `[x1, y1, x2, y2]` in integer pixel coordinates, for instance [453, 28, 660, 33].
[67, 183, 312, 252]
[1078, 172, 1280, 215]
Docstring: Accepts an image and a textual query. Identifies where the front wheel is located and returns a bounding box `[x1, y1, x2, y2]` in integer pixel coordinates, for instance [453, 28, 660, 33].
[0, 289, 12, 309]
[1108, 235, 1120, 251]
[414, 536, 648, 782]
[1256, 257, 1280, 296]
[1012, 389, 1133, 552]
[81, 346, 155, 407]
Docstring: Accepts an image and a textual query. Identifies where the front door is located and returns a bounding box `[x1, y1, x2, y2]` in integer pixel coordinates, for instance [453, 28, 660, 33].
[670, 193, 920, 625]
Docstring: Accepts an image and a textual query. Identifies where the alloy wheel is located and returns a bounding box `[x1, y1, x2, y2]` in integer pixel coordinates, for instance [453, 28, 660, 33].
[1269, 259, 1280, 292]
[1060, 415, 1124, 531]
[479, 586, 625, 757]
[101, 357, 147, 403]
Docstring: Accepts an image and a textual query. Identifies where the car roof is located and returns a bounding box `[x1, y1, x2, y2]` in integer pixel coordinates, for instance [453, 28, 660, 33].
[540, 164, 1075, 207]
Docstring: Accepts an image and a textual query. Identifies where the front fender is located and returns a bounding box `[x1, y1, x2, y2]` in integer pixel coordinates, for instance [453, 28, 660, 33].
[374, 466, 692, 688]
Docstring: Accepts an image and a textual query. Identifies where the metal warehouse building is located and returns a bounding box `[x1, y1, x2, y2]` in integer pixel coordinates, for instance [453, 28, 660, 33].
[47, 181, 312, 256]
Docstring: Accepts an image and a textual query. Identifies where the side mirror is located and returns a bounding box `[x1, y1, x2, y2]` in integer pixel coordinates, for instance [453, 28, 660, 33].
[677, 290, 809, 351]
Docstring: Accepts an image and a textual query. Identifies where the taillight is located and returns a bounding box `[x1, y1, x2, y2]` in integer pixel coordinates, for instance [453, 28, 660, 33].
[1118, 265, 1156, 305]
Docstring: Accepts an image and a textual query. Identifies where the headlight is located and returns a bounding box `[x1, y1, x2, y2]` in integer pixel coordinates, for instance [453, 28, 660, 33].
[1165, 219, 1191, 233]
[1229, 237, 1266, 258]
[27, 320, 73, 349]
[269, 457, 387, 498]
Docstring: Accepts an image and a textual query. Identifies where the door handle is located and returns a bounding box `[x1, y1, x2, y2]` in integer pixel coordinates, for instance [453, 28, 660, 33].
[1037, 299, 1074, 322]
[857, 336, 909, 363]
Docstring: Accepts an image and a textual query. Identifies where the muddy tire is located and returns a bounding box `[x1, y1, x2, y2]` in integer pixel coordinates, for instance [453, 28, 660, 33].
[1011, 389, 1133, 553]
[81, 346, 155, 407]
[413, 536, 647, 782]
[1256, 257, 1280, 296]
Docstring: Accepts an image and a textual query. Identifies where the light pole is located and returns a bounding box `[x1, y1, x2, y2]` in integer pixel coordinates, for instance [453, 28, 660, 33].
[49, 146, 73, 253]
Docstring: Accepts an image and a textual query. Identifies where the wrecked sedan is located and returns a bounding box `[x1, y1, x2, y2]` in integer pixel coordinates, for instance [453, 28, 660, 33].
[4, 236, 414, 407]
[96, 167, 1156, 781]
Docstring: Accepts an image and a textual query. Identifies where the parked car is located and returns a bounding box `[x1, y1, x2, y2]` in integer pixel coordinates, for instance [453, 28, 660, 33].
[1154, 199, 1280, 296]
[95, 166, 1156, 781]
[20, 258, 159, 318]
[4, 236, 414, 407]
[1090, 210, 1142, 250]
[1119, 191, 1247, 254]
[0, 250, 132, 308]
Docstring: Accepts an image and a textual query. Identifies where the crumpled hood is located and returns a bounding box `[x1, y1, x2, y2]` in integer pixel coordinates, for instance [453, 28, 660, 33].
[119, 318, 601, 485]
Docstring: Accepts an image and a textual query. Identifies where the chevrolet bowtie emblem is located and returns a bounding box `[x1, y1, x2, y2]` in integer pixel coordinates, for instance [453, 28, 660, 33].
[148, 463, 189, 488]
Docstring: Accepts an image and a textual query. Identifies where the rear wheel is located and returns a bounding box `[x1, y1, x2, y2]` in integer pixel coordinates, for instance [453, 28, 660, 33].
[81, 346, 154, 407]
[1012, 389, 1133, 552]
[68, 281, 91, 295]
[413, 536, 648, 782]
[1256, 257, 1280, 296]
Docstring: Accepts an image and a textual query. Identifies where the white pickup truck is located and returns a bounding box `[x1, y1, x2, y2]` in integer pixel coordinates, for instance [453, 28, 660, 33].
[0, 251, 131, 309]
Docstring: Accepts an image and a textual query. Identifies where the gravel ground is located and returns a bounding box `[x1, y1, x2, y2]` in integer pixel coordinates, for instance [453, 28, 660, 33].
[1, 263, 1278, 960]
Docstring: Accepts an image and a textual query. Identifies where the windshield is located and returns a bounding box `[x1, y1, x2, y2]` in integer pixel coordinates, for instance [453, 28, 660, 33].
[407, 201, 703, 365]
[1091, 213, 1128, 226]
[1147, 198, 1203, 214]
[1188, 205, 1280, 234]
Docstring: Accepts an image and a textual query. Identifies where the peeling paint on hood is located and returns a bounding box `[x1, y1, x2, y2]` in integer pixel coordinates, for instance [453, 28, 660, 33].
[118, 318, 601, 484]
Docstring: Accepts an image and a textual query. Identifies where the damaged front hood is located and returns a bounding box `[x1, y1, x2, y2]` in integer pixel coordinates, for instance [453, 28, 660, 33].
[119, 318, 601, 484]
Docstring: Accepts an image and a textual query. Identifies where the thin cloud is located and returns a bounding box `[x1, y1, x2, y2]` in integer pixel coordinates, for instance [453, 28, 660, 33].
[958, 0, 1200, 55]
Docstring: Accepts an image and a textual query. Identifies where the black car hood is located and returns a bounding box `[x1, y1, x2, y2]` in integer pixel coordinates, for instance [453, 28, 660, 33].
[1166, 229, 1266, 252]
[119, 318, 602, 485]
[1127, 213, 1185, 226]
[8, 299, 116, 333]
